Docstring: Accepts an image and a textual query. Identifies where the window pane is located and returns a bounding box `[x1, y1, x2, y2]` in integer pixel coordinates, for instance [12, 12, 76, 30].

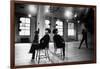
[56, 20, 63, 36]
[25, 27, 30, 30]
[68, 23, 75, 36]
[68, 29, 75, 36]
[59, 22, 63, 26]
[45, 20, 50, 28]
[56, 26, 63, 28]
[20, 23, 26, 27]
[25, 31, 30, 35]
[19, 30, 30, 35]
[56, 20, 60, 25]
[19, 17, 30, 36]
[20, 27, 25, 29]
[19, 31, 25, 35]
[58, 32, 63, 36]
[25, 18, 30, 23]
[45, 20, 50, 25]
[25, 24, 30, 27]
[20, 17, 25, 23]
[20, 24, 30, 27]
[68, 23, 74, 29]
[45, 25, 50, 28]
[20, 27, 30, 30]
[58, 28, 62, 31]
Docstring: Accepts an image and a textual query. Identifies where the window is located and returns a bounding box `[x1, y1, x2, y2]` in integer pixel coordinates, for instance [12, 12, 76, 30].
[45, 20, 50, 28]
[56, 20, 63, 36]
[68, 23, 75, 36]
[19, 17, 30, 36]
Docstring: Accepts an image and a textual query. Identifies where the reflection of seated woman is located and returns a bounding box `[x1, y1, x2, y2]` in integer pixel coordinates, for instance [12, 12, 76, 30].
[29, 31, 39, 60]
[53, 29, 65, 59]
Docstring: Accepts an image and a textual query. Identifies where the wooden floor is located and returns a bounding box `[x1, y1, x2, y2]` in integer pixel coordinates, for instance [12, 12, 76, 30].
[15, 41, 94, 66]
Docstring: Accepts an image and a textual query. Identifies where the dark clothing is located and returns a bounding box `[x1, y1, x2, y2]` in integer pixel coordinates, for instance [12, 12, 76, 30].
[82, 29, 87, 38]
[79, 29, 88, 49]
[39, 34, 50, 49]
[53, 34, 65, 58]
[33, 34, 39, 43]
[53, 34, 65, 48]
[29, 34, 39, 59]
[29, 34, 50, 59]
[29, 34, 39, 53]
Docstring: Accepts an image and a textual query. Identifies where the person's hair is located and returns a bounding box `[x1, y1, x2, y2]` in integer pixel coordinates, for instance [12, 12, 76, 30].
[34, 31, 39, 34]
[45, 28, 51, 33]
[53, 29, 58, 34]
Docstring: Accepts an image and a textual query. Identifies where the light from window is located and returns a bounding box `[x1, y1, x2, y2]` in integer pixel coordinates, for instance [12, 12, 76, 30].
[68, 23, 75, 36]
[45, 20, 50, 28]
[19, 17, 30, 36]
[56, 20, 63, 36]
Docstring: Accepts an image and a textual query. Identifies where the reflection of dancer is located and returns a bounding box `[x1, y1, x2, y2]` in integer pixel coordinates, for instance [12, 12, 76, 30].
[78, 23, 88, 49]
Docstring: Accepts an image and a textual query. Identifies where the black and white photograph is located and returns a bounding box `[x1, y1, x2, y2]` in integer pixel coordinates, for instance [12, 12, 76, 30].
[12, 1, 96, 67]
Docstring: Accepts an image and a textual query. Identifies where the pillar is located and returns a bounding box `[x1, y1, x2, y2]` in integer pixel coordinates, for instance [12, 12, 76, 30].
[36, 5, 45, 40]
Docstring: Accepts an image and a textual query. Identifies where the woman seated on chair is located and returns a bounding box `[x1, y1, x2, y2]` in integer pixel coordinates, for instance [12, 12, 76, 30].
[39, 28, 51, 49]
[53, 29, 65, 59]
[29, 28, 51, 61]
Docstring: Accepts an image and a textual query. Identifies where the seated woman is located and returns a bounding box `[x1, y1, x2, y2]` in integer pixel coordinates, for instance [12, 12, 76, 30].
[39, 28, 51, 49]
[29, 28, 51, 61]
[53, 29, 65, 59]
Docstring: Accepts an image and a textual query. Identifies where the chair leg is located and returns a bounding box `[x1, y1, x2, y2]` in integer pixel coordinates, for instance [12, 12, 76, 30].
[45, 49, 47, 57]
[38, 50, 40, 64]
[37, 48, 50, 64]
[46, 49, 50, 61]
[36, 50, 38, 61]
[54, 48, 57, 54]
[61, 48, 63, 59]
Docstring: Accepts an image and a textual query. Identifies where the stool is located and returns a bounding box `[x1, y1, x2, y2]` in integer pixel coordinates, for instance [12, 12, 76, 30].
[35, 47, 50, 64]
[54, 43, 64, 59]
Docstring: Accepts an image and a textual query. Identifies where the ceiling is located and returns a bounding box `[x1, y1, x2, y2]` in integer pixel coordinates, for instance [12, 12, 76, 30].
[15, 3, 91, 20]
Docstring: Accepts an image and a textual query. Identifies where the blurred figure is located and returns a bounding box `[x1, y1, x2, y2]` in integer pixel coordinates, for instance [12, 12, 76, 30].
[29, 31, 39, 60]
[78, 22, 88, 49]
[53, 29, 65, 60]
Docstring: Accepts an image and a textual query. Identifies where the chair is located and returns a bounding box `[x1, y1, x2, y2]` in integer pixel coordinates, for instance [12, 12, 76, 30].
[35, 44, 50, 64]
[54, 43, 64, 59]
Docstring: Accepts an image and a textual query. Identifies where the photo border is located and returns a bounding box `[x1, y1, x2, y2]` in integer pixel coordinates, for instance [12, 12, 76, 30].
[10, 1, 96, 69]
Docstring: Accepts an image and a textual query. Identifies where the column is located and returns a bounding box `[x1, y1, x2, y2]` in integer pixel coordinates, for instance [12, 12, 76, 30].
[36, 5, 45, 40]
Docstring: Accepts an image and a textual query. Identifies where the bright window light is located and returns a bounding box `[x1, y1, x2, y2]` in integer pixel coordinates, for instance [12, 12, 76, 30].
[68, 23, 75, 36]
[45, 20, 50, 28]
[19, 17, 30, 36]
[56, 20, 63, 36]
[68, 29, 75, 36]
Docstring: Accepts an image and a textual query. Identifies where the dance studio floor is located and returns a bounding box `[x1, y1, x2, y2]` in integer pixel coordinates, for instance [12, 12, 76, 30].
[15, 41, 94, 66]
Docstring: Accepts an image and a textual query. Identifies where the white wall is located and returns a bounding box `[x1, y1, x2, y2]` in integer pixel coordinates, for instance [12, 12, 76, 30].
[0, 0, 100, 69]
